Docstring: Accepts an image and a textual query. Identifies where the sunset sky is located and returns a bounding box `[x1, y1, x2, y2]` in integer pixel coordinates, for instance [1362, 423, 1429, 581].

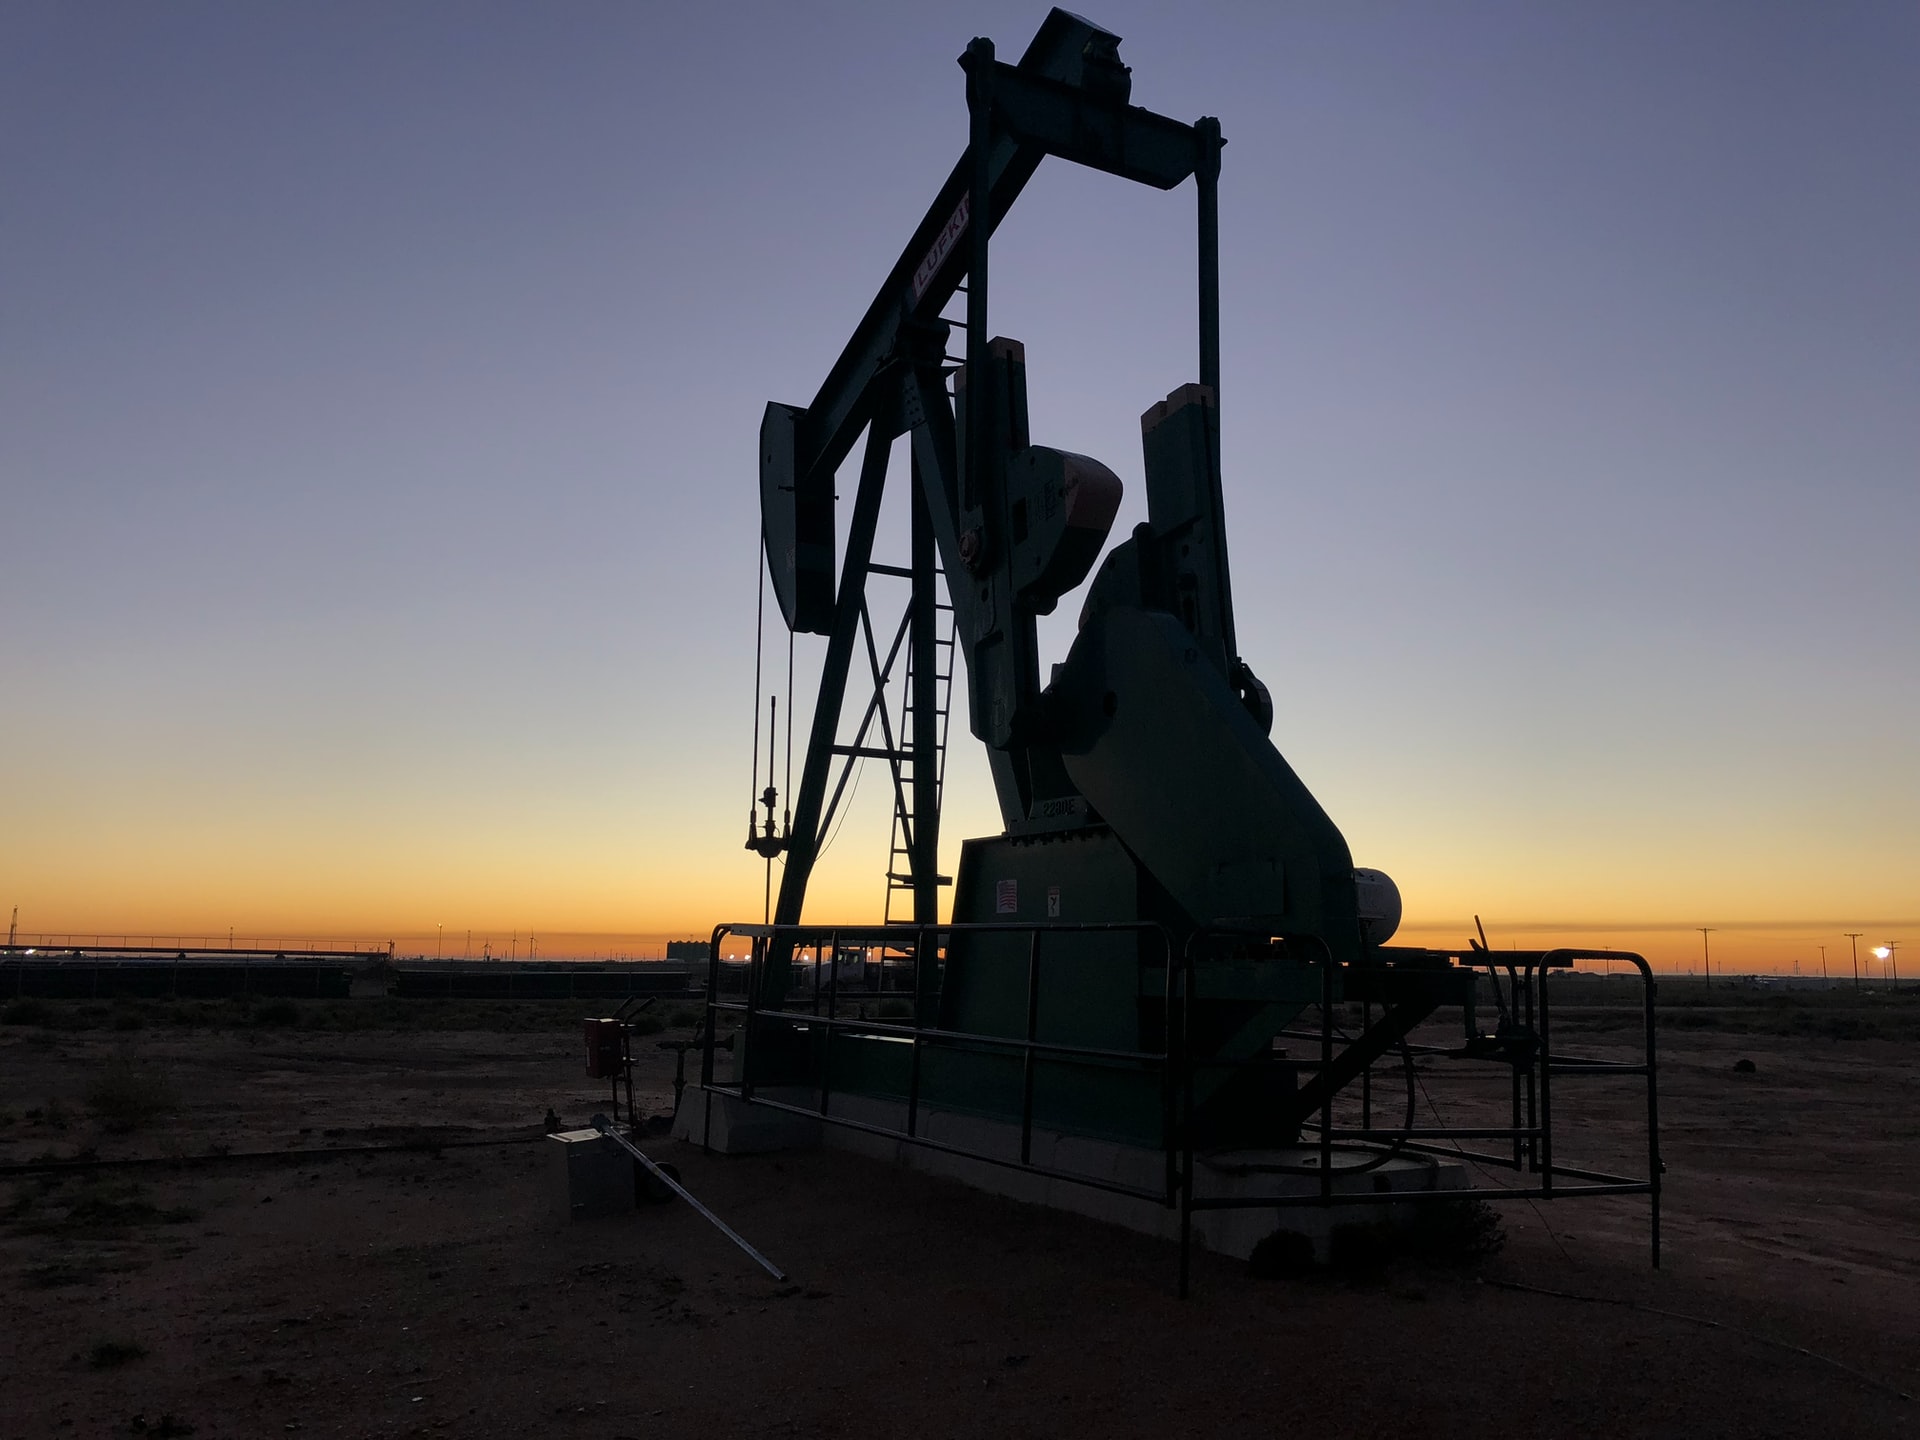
[3, 3, 1915, 972]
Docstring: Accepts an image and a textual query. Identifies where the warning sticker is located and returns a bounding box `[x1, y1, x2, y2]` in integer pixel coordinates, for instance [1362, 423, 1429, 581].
[1047, 886, 1061, 918]
[995, 878, 1018, 915]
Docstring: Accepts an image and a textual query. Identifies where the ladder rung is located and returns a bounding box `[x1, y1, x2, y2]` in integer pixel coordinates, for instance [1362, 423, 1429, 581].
[831, 745, 912, 762]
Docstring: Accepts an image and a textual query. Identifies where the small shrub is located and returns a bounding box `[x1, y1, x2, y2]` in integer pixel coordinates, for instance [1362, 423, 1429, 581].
[626, 1013, 664, 1037]
[1400, 1197, 1506, 1264]
[3, 1183, 38, 1223]
[253, 1000, 300, 1028]
[1248, 1228, 1317, 1278]
[83, 1058, 179, 1133]
[665, 1006, 705, 1029]
[1257, 1199, 1505, 1279]
[64, 1189, 198, 1228]
[1327, 1220, 1397, 1272]
[1818, 1016, 1872, 1040]
[27, 1262, 97, 1289]
[87, 1340, 146, 1368]
[3, 999, 51, 1026]
[112, 1009, 146, 1032]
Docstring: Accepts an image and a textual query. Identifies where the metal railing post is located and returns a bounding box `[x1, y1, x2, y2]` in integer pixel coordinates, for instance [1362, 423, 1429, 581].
[1159, 928, 1177, 1207]
[1360, 991, 1372, 1131]
[1320, 953, 1334, 1205]
[1539, 957, 1555, 1197]
[1019, 929, 1042, 1166]
[907, 926, 930, 1138]
[1178, 939, 1196, 1300]
[1637, 953, 1662, 1268]
[741, 935, 762, 1104]
[821, 930, 840, 1117]
[702, 926, 724, 1151]
[1507, 963, 1524, 1170]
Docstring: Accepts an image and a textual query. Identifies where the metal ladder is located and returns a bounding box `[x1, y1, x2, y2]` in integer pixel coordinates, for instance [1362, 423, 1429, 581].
[882, 598, 957, 924]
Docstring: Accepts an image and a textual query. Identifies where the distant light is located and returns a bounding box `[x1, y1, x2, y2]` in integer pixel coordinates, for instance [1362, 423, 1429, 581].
[1873, 946, 1892, 960]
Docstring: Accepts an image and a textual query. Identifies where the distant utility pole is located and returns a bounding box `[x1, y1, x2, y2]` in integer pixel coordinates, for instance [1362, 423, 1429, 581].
[1698, 927, 1715, 991]
[1846, 933, 1863, 990]
[7, 906, 15, 947]
[436, 923, 443, 960]
[1890, 941, 1902, 991]
[1819, 945, 1829, 989]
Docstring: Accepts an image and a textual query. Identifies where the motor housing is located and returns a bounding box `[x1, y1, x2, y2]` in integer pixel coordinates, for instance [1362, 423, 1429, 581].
[1353, 868, 1402, 946]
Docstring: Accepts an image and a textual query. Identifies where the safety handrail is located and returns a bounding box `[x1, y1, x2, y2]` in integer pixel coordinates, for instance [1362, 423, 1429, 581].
[703, 919, 1181, 1203]
[695, 924, 1661, 1297]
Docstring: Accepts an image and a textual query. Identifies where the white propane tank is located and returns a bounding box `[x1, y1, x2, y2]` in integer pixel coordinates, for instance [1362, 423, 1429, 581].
[1353, 868, 1402, 946]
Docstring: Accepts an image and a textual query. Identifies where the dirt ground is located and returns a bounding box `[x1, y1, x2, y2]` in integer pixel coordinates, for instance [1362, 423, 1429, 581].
[2, 997, 1916, 1438]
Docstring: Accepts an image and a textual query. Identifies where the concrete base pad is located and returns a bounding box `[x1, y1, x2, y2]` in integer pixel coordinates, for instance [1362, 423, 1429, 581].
[671, 1086, 1467, 1262]
[671, 1088, 821, 1155]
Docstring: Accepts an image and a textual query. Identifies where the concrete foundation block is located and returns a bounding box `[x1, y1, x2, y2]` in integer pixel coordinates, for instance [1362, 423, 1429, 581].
[671, 1088, 820, 1154]
[1188, 1149, 1471, 1261]
[672, 1086, 1473, 1265]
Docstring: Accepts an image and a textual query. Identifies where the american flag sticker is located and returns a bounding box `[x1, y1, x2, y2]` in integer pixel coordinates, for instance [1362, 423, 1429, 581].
[995, 878, 1018, 915]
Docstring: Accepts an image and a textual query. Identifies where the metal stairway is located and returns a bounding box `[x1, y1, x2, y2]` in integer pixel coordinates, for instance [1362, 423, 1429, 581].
[883, 597, 957, 924]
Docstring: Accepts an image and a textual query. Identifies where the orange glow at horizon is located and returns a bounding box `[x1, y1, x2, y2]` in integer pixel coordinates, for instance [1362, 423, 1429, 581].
[9, 816, 1912, 977]
[5, 675, 1910, 976]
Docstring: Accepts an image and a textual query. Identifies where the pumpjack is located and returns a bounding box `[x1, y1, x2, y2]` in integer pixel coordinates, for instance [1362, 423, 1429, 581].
[699, 10, 1659, 1274]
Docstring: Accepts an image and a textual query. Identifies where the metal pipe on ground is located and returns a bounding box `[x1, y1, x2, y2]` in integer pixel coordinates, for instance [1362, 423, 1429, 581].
[589, 1115, 787, 1282]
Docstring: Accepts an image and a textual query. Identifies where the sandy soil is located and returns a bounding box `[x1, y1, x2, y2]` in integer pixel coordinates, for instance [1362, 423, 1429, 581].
[2, 1008, 1915, 1438]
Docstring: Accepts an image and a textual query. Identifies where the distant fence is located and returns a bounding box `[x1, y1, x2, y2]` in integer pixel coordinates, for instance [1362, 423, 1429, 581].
[2, 950, 360, 1000]
[1, 948, 707, 1004]
[387, 961, 699, 1001]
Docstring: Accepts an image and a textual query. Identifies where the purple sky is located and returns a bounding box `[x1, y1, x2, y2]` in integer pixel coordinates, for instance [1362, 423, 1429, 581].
[3, 3, 1915, 964]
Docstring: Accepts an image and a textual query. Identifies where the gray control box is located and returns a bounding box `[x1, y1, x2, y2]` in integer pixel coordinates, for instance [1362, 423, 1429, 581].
[547, 1129, 634, 1220]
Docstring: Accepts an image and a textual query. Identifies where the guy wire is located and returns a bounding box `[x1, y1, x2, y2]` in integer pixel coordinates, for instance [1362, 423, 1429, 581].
[785, 626, 795, 832]
[749, 526, 766, 820]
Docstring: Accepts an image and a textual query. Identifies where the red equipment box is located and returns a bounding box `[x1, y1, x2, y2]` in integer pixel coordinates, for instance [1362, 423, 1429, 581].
[583, 1018, 626, 1078]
